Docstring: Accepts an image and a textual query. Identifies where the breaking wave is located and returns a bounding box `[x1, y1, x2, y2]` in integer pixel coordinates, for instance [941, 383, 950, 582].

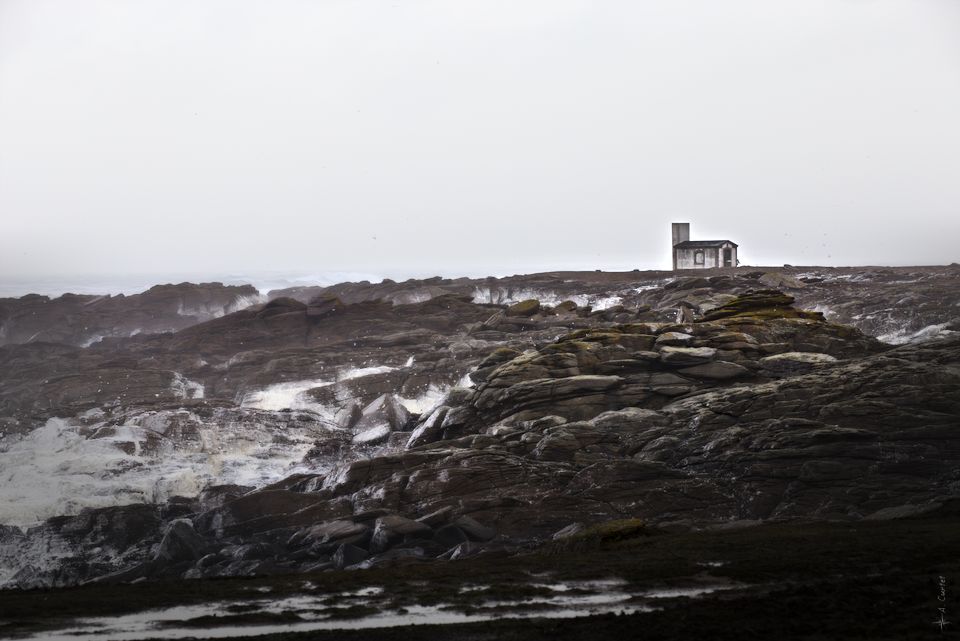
[0, 413, 333, 529]
[877, 322, 957, 345]
[471, 288, 624, 311]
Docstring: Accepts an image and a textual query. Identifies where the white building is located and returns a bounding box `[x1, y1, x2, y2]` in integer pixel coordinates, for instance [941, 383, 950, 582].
[671, 222, 738, 270]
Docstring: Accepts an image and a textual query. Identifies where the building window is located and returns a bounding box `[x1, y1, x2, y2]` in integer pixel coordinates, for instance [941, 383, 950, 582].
[694, 250, 704, 265]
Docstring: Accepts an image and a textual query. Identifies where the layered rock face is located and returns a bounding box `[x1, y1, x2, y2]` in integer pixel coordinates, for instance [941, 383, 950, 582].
[0, 269, 957, 589]
[318, 292, 956, 540]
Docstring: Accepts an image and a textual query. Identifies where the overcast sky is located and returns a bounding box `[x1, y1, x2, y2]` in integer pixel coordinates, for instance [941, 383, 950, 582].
[1, 0, 959, 285]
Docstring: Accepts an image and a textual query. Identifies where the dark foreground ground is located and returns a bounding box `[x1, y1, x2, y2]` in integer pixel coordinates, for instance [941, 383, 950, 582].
[2, 515, 958, 641]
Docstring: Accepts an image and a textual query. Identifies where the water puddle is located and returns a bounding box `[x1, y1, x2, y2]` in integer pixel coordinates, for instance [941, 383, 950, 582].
[19, 579, 745, 640]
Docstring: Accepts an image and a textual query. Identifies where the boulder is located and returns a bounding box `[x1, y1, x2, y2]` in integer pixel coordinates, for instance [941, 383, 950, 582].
[698, 290, 823, 322]
[154, 519, 207, 563]
[654, 332, 694, 347]
[370, 515, 433, 553]
[760, 352, 837, 374]
[352, 424, 392, 446]
[334, 403, 362, 430]
[352, 394, 411, 445]
[531, 430, 580, 462]
[406, 406, 449, 449]
[659, 346, 717, 366]
[505, 299, 541, 317]
[355, 394, 411, 432]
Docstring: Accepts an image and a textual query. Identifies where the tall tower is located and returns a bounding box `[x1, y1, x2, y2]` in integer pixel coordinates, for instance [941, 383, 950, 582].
[671, 223, 690, 270]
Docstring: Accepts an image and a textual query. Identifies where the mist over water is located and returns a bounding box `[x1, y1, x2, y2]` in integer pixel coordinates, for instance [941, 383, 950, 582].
[0, 261, 652, 298]
[0, 271, 382, 299]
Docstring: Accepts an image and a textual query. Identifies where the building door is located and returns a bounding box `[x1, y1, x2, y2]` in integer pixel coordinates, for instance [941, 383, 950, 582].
[723, 248, 732, 267]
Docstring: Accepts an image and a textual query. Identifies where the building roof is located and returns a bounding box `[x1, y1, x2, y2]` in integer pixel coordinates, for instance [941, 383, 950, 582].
[674, 240, 738, 249]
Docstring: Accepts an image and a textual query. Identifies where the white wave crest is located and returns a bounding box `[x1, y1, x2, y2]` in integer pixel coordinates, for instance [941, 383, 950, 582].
[877, 322, 956, 345]
[240, 365, 401, 412]
[471, 288, 623, 311]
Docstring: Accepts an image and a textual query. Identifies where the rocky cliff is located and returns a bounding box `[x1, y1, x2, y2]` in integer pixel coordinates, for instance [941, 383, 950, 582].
[1, 274, 957, 590]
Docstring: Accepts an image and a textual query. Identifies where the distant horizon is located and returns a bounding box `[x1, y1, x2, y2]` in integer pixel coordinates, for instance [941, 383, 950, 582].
[1, 261, 957, 299]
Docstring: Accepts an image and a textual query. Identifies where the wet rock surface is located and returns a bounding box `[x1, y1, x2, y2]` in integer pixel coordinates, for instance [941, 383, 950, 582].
[0, 266, 958, 590]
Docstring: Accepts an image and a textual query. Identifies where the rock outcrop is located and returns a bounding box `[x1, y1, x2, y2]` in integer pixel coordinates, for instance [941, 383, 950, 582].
[1, 268, 958, 590]
[0, 282, 261, 347]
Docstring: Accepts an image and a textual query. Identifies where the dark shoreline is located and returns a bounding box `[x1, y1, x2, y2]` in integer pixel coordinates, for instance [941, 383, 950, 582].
[3, 516, 957, 640]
